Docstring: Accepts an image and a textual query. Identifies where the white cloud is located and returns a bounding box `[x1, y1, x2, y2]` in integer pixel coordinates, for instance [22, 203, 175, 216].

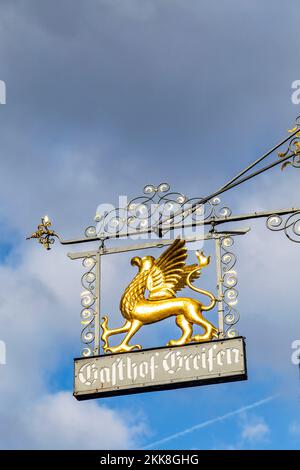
[289, 422, 300, 439]
[241, 419, 270, 443]
[20, 391, 144, 450]
[0, 243, 147, 449]
[213, 414, 271, 449]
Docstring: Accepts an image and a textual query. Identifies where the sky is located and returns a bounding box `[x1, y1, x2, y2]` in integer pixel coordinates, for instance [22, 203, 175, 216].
[0, 0, 300, 450]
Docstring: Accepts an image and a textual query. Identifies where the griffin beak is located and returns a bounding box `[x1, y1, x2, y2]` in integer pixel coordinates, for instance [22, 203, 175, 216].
[131, 257, 141, 268]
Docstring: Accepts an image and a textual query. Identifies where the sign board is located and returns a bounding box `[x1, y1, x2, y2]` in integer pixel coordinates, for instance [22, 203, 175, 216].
[74, 337, 247, 400]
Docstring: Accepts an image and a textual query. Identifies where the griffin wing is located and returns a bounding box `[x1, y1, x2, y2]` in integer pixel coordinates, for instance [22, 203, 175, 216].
[147, 238, 199, 300]
[120, 270, 149, 317]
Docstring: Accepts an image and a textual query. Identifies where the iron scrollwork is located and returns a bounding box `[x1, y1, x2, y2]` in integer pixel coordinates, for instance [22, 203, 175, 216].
[85, 183, 232, 239]
[266, 212, 300, 243]
[220, 236, 240, 337]
[80, 256, 97, 357]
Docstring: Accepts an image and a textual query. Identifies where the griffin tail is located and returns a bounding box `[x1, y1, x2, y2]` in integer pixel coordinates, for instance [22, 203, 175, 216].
[186, 251, 217, 311]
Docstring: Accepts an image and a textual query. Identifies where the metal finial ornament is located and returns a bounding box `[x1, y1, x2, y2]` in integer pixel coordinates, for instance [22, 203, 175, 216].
[101, 238, 218, 354]
[278, 122, 300, 170]
[26, 215, 57, 250]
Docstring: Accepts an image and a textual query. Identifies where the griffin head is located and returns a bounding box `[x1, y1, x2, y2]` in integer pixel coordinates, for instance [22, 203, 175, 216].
[131, 255, 155, 271]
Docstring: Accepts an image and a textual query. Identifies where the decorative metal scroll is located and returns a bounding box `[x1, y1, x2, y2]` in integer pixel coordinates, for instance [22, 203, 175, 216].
[278, 118, 300, 170]
[220, 236, 240, 337]
[84, 183, 233, 239]
[80, 256, 97, 357]
[266, 212, 300, 243]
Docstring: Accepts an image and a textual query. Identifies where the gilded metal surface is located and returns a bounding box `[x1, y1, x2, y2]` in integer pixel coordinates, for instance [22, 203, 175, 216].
[101, 238, 218, 354]
[26, 215, 57, 250]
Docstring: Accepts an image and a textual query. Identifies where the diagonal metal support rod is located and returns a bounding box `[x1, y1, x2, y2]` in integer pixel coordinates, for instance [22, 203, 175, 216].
[217, 127, 300, 191]
[155, 125, 300, 233]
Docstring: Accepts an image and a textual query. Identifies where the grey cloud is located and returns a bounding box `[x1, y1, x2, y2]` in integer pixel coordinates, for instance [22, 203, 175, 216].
[0, 0, 299, 237]
[0, 1, 299, 170]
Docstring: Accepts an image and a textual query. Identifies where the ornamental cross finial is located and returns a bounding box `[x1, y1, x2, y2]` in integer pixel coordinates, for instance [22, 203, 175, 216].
[26, 215, 57, 250]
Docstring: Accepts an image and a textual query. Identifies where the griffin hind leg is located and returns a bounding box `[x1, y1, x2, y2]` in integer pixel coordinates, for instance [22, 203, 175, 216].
[105, 319, 142, 354]
[101, 316, 132, 352]
[167, 314, 193, 347]
[185, 304, 218, 342]
[191, 317, 218, 342]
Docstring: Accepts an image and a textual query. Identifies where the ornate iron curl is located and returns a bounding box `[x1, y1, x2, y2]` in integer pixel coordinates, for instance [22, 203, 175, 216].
[87, 183, 232, 238]
[278, 117, 300, 170]
[220, 236, 240, 337]
[266, 212, 300, 243]
[80, 256, 97, 357]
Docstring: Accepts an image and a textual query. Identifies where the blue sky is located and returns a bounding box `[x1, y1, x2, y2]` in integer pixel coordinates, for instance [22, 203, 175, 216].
[0, 0, 300, 449]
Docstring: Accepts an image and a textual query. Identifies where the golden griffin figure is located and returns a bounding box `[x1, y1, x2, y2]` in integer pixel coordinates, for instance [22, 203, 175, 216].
[101, 238, 218, 354]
